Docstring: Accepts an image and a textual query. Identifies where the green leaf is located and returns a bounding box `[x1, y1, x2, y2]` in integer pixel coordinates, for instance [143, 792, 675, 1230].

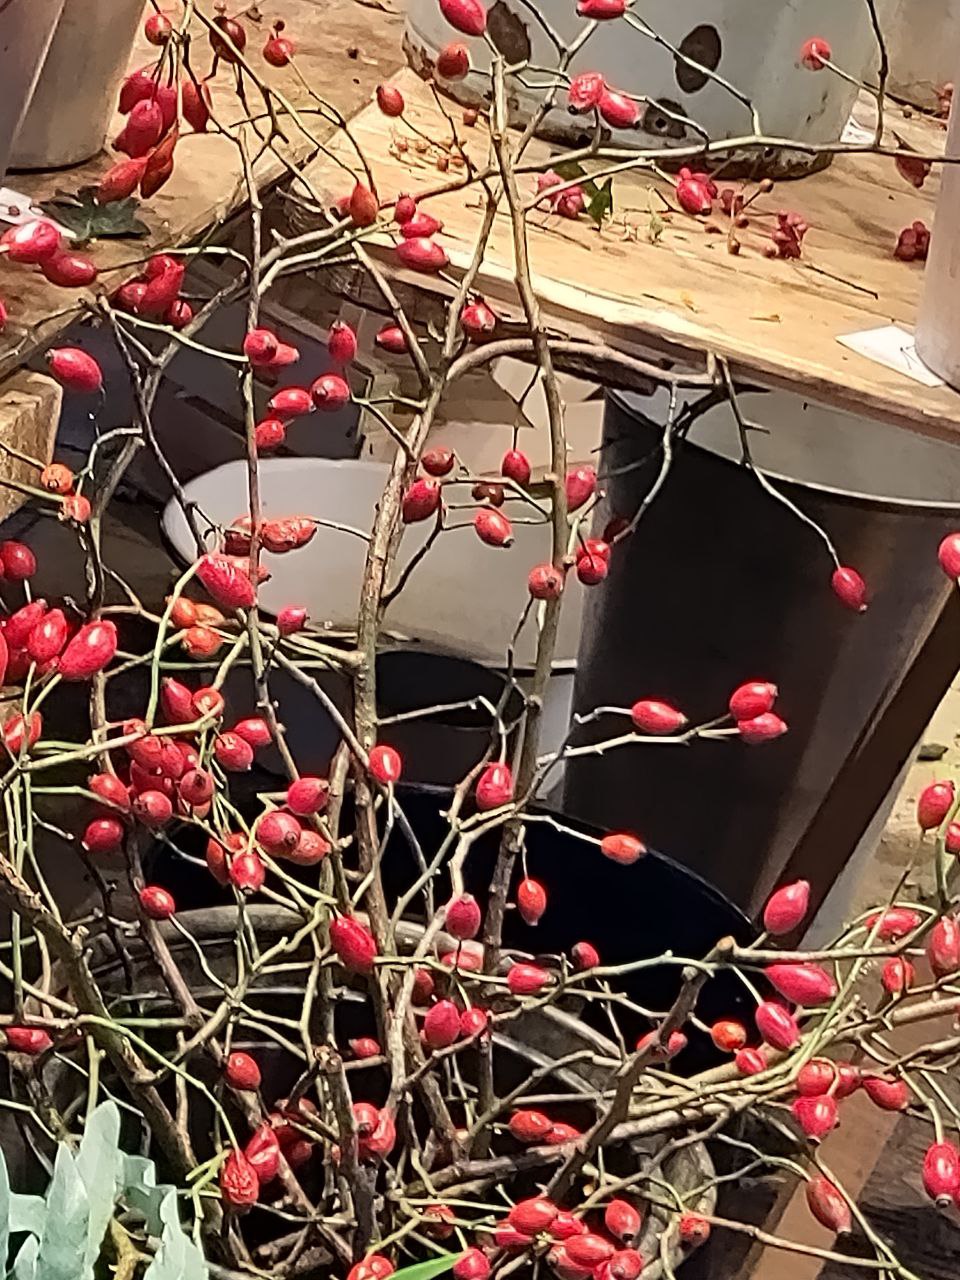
[390, 1254, 462, 1280]
[9, 1195, 45, 1237]
[37, 187, 150, 243]
[587, 179, 614, 227]
[76, 1103, 120, 1268]
[142, 1192, 206, 1280]
[35, 1147, 91, 1280]
[0, 1146, 8, 1275]
[120, 1155, 172, 1237]
[551, 160, 598, 201]
[12, 1235, 38, 1280]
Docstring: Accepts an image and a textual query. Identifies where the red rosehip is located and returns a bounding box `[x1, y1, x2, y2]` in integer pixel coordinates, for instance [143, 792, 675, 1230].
[139, 884, 175, 919]
[571, 940, 600, 970]
[369, 743, 402, 785]
[528, 563, 565, 600]
[5, 1026, 53, 1055]
[765, 962, 837, 1005]
[422, 999, 461, 1049]
[762, 880, 810, 934]
[263, 33, 295, 66]
[422, 446, 455, 476]
[507, 962, 549, 995]
[501, 448, 532, 485]
[938, 532, 960, 579]
[460, 1006, 488, 1036]
[277, 604, 308, 635]
[509, 1109, 552, 1142]
[630, 699, 686, 734]
[800, 37, 832, 70]
[805, 1175, 850, 1233]
[728, 680, 777, 720]
[214, 732, 255, 772]
[437, 42, 470, 79]
[565, 465, 596, 511]
[402, 477, 442, 523]
[88, 772, 131, 811]
[862, 1075, 910, 1111]
[330, 915, 377, 973]
[82, 816, 126, 854]
[927, 915, 960, 976]
[310, 373, 351, 412]
[475, 506, 513, 548]
[737, 712, 787, 743]
[710, 1019, 747, 1052]
[452, 1249, 489, 1280]
[678, 1214, 710, 1245]
[923, 1141, 960, 1205]
[220, 1150, 259, 1209]
[349, 1036, 382, 1059]
[0, 541, 37, 580]
[517, 877, 547, 924]
[792, 1094, 838, 1141]
[600, 832, 645, 865]
[232, 717, 272, 748]
[881, 956, 914, 994]
[604, 1199, 641, 1242]
[598, 88, 638, 129]
[831, 566, 868, 612]
[755, 1001, 799, 1051]
[445, 893, 482, 939]
[735, 1046, 767, 1076]
[229, 850, 266, 893]
[918, 779, 955, 830]
[47, 347, 102, 394]
[475, 761, 513, 809]
[286, 776, 330, 816]
[225, 1050, 262, 1090]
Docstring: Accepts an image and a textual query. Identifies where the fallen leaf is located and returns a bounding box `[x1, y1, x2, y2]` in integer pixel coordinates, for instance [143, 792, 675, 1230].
[39, 187, 149, 242]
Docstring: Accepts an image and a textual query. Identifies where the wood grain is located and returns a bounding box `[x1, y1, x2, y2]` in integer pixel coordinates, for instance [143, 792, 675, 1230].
[0, 0, 406, 382]
[298, 68, 960, 440]
[0, 370, 61, 521]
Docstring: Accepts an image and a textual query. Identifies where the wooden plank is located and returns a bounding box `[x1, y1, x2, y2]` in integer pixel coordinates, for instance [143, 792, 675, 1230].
[0, 371, 61, 521]
[296, 68, 960, 439]
[0, 0, 406, 379]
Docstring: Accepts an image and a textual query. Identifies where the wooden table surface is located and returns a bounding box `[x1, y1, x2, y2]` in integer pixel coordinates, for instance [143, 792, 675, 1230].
[300, 67, 960, 441]
[0, 0, 406, 383]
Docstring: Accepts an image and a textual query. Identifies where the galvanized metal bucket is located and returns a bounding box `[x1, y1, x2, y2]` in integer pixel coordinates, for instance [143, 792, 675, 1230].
[405, 0, 890, 171]
[564, 387, 960, 912]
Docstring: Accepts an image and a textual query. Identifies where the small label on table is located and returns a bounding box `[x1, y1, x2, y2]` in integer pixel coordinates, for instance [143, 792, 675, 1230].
[836, 324, 944, 387]
[0, 187, 73, 237]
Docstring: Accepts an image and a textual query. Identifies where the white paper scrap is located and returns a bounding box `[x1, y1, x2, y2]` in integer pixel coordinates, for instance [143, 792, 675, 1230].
[836, 324, 945, 387]
[0, 187, 74, 238]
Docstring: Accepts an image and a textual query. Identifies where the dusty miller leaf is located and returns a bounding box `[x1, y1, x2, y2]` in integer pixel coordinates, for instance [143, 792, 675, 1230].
[12, 1235, 38, 1280]
[75, 1102, 120, 1268]
[35, 1147, 91, 1280]
[142, 1192, 206, 1280]
[0, 1146, 8, 1274]
[120, 1154, 172, 1237]
[9, 1194, 45, 1236]
[37, 188, 150, 243]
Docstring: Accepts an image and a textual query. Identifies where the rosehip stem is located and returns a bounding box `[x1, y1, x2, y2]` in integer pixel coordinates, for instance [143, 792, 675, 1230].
[720, 361, 840, 568]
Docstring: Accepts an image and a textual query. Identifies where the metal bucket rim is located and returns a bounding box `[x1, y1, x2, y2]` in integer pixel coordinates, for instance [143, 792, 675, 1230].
[608, 389, 960, 516]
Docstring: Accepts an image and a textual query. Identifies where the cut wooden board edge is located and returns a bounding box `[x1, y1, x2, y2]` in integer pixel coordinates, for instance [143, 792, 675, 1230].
[0, 370, 62, 522]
